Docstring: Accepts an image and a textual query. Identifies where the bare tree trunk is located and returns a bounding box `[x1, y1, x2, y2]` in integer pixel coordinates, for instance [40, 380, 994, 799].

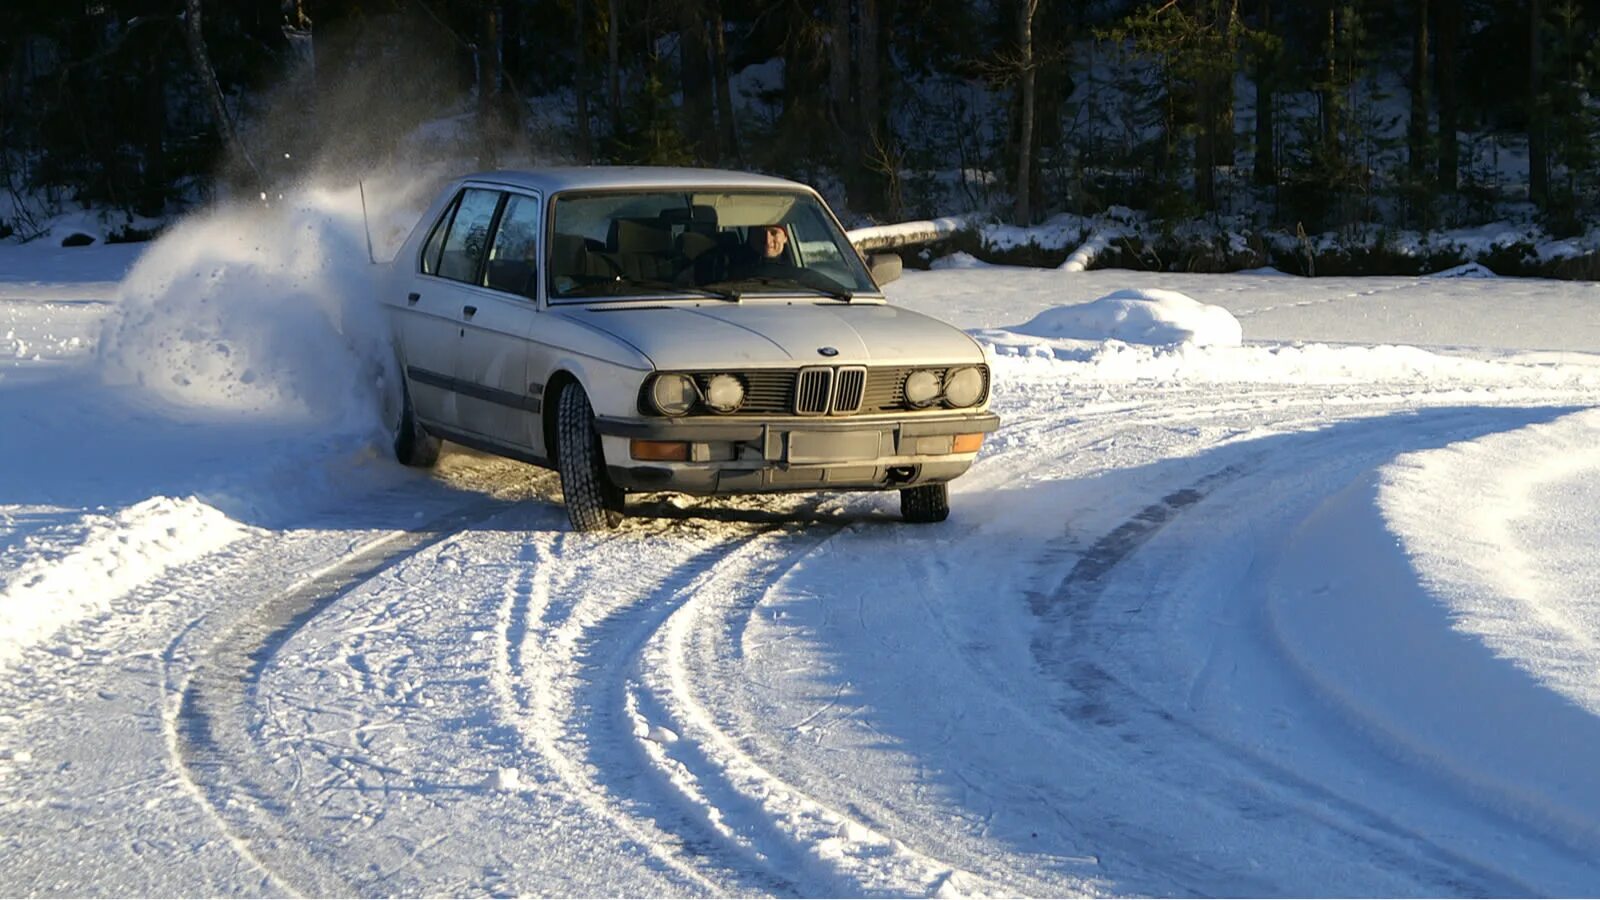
[828, 0, 853, 133]
[1013, 0, 1038, 225]
[710, 1, 739, 164]
[1253, 0, 1275, 185]
[828, 0, 860, 205]
[1436, 0, 1458, 189]
[857, 0, 880, 146]
[141, 47, 166, 215]
[1320, 4, 1339, 157]
[608, 0, 623, 137]
[574, 0, 593, 162]
[857, 0, 882, 211]
[183, 0, 262, 191]
[1407, 0, 1430, 180]
[679, 0, 715, 162]
[477, 1, 503, 167]
[1528, 0, 1548, 205]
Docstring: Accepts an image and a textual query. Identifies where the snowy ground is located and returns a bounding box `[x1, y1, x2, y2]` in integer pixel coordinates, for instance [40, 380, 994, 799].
[3, 204, 1600, 896]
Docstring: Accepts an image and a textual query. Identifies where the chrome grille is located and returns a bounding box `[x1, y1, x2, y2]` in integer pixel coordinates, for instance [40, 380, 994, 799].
[696, 370, 791, 414]
[663, 365, 988, 416]
[864, 367, 917, 409]
[794, 367, 834, 415]
[832, 366, 866, 414]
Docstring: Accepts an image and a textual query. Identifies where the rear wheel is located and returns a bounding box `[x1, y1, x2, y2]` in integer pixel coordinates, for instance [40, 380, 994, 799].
[900, 482, 950, 523]
[392, 378, 441, 468]
[557, 383, 624, 532]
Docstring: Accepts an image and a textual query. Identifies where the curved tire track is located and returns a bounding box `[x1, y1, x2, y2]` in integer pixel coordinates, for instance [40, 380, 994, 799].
[165, 499, 511, 896]
[1028, 408, 1570, 896]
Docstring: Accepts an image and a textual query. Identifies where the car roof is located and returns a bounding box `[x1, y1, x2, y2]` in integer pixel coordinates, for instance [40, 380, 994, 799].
[461, 166, 813, 195]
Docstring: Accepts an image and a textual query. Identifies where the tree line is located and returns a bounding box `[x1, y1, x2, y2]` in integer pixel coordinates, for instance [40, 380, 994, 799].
[1, 0, 1597, 241]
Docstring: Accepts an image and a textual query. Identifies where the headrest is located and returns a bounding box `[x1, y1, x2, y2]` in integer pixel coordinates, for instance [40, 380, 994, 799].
[550, 233, 587, 271]
[676, 231, 717, 259]
[611, 219, 671, 253]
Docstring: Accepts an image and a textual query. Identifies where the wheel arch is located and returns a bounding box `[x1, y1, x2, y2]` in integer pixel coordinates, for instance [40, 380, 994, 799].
[543, 369, 582, 467]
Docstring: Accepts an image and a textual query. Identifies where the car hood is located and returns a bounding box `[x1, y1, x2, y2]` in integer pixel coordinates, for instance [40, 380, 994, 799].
[557, 302, 984, 370]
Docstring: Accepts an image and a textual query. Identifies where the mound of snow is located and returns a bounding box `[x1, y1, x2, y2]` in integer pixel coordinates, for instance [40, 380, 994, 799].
[0, 496, 250, 670]
[1015, 288, 1243, 347]
[1428, 261, 1498, 278]
[929, 251, 991, 270]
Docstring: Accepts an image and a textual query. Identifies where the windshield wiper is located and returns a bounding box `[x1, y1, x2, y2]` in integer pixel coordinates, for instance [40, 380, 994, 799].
[564, 279, 742, 302]
[703, 275, 854, 302]
[620, 279, 742, 302]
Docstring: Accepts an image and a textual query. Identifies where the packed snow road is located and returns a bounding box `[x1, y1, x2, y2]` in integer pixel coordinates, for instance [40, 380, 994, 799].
[4, 209, 1600, 896]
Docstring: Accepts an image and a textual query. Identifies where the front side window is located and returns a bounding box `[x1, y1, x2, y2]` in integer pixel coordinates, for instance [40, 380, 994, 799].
[436, 188, 503, 283]
[483, 193, 541, 299]
[548, 189, 876, 302]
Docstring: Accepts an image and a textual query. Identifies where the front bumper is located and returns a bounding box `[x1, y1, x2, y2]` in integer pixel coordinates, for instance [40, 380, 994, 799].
[594, 411, 1000, 495]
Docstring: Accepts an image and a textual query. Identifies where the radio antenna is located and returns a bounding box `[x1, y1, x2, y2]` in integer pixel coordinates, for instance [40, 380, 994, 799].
[358, 179, 377, 264]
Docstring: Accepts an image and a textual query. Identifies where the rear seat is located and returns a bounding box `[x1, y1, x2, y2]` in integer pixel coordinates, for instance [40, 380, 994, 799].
[608, 219, 676, 281]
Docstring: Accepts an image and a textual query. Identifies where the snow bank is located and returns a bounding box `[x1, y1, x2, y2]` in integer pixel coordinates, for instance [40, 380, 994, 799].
[981, 336, 1600, 392]
[1380, 409, 1600, 718]
[96, 184, 400, 432]
[1014, 288, 1243, 347]
[1271, 460, 1600, 854]
[0, 496, 250, 669]
[1427, 261, 1498, 278]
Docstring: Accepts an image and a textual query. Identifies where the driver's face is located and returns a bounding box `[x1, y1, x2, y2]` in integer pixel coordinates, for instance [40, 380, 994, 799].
[751, 225, 789, 258]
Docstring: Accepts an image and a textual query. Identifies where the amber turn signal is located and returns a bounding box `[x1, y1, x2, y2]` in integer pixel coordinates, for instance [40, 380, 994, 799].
[952, 433, 985, 454]
[630, 439, 690, 461]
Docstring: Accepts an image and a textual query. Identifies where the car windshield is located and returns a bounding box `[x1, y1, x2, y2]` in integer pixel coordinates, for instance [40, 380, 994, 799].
[548, 189, 877, 302]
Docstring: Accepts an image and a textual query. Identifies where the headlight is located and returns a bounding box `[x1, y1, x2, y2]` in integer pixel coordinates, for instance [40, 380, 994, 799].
[904, 369, 942, 407]
[651, 373, 698, 416]
[703, 373, 745, 413]
[943, 366, 985, 407]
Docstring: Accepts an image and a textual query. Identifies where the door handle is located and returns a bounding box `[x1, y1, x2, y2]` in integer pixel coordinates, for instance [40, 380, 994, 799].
[406, 292, 420, 305]
[462, 305, 477, 320]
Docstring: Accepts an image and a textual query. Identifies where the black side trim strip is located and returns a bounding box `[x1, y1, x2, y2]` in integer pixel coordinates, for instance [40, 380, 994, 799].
[407, 365, 542, 413]
[428, 424, 553, 470]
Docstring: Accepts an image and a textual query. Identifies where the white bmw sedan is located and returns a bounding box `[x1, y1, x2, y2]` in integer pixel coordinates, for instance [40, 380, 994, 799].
[380, 167, 999, 531]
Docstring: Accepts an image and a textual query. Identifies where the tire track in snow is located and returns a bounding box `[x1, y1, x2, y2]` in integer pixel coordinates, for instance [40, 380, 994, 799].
[630, 518, 1002, 898]
[490, 516, 788, 896]
[1027, 409, 1546, 896]
[165, 496, 511, 897]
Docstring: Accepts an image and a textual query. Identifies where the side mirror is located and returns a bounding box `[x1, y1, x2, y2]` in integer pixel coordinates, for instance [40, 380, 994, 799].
[868, 252, 903, 286]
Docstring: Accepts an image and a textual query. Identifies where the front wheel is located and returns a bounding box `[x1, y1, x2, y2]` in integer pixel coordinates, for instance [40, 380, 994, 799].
[556, 384, 624, 532]
[900, 482, 950, 523]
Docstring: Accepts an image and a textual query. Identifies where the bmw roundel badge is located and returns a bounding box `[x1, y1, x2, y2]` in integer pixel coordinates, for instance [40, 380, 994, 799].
[818, 347, 839, 357]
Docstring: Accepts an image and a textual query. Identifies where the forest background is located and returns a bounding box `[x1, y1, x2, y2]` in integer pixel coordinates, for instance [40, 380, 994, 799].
[4, 0, 1599, 275]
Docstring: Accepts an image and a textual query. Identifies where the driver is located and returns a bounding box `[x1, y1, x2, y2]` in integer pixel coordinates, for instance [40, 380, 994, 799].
[747, 224, 788, 261]
[727, 224, 792, 276]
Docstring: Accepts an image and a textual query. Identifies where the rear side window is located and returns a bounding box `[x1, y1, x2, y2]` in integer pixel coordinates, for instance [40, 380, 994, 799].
[436, 188, 504, 283]
[419, 193, 459, 275]
[483, 193, 541, 299]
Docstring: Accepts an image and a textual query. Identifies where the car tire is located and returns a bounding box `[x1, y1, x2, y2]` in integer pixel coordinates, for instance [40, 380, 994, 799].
[557, 383, 624, 532]
[393, 378, 441, 468]
[900, 482, 950, 523]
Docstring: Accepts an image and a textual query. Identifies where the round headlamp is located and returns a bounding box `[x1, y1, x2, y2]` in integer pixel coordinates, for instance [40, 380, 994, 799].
[904, 369, 943, 407]
[943, 366, 985, 407]
[703, 373, 745, 413]
[651, 373, 698, 416]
